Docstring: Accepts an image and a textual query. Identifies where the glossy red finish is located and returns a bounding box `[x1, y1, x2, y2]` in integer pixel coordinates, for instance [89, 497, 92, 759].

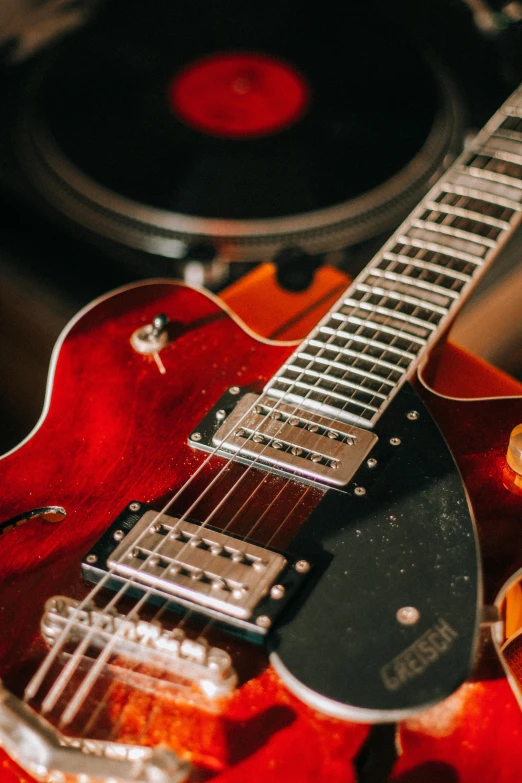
[0, 281, 369, 781]
[3, 278, 522, 782]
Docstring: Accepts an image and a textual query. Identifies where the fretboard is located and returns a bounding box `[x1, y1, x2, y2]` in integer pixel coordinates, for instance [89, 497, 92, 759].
[264, 84, 522, 427]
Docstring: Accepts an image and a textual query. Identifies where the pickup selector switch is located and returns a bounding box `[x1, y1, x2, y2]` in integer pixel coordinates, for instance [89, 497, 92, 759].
[131, 313, 170, 354]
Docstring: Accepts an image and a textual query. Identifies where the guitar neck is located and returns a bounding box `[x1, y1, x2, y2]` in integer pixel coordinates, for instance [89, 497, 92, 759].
[265, 85, 522, 427]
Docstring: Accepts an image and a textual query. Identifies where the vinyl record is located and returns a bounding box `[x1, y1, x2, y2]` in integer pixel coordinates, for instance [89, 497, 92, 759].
[18, 0, 463, 262]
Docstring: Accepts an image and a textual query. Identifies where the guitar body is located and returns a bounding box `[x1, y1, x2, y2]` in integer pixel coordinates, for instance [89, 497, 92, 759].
[0, 279, 482, 782]
[0, 281, 372, 781]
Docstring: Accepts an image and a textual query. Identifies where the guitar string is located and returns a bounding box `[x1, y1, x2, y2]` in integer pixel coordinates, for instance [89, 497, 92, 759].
[37, 236, 476, 728]
[31, 269, 420, 721]
[94, 184, 507, 735]
[36, 237, 474, 722]
[58, 256, 453, 730]
[65, 219, 492, 735]
[93, 254, 449, 741]
[29, 144, 502, 724]
[38, 122, 521, 733]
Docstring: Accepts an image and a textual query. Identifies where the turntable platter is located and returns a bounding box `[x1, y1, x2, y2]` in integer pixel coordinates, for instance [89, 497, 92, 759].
[18, 0, 463, 262]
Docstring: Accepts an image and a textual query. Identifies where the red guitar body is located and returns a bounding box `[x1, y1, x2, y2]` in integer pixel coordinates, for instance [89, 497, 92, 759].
[1, 278, 522, 782]
[0, 281, 369, 782]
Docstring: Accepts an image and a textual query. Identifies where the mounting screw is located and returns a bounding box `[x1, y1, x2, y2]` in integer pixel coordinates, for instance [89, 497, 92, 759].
[354, 486, 367, 496]
[256, 615, 272, 629]
[270, 584, 286, 600]
[129, 502, 141, 512]
[86, 554, 98, 564]
[191, 432, 203, 441]
[367, 458, 378, 469]
[295, 559, 310, 574]
[407, 411, 419, 421]
[390, 437, 402, 446]
[229, 386, 241, 395]
[113, 530, 124, 541]
[396, 606, 420, 626]
[215, 409, 227, 421]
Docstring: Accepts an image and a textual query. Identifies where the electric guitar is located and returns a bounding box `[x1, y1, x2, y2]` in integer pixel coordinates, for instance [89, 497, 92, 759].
[2, 85, 522, 783]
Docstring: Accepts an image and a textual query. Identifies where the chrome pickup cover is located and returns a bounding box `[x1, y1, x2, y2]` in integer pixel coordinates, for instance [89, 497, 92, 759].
[209, 393, 378, 487]
[109, 511, 287, 621]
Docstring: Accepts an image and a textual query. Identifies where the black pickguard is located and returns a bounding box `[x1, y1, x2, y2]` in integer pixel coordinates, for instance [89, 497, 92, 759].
[269, 382, 479, 720]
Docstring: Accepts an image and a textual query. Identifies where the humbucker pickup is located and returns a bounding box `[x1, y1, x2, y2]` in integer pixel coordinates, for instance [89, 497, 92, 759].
[83, 504, 311, 638]
[189, 391, 378, 487]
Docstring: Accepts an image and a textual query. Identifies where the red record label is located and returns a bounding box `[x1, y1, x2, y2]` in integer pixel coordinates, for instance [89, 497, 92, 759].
[169, 52, 310, 138]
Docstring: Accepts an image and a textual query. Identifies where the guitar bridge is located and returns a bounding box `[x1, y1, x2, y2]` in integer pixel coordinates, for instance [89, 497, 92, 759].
[83, 503, 311, 637]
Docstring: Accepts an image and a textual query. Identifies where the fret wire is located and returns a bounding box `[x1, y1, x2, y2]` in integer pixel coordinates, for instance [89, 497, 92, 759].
[355, 283, 449, 316]
[439, 183, 522, 213]
[343, 297, 438, 332]
[283, 365, 389, 400]
[307, 339, 407, 375]
[374, 251, 455, 326]
[274, 378, 381, 413]
[367, 267, 460, 300]
[297, 350, 396, 387]
[423, 200, 511, 230]
[462, 161, 522, 190]
[453, 171, 522, 203]
[379, 254, 465, 298]
[264, 86, 522, 426]
[480, 145, 522, 167]
[312, 272, 428, 410]
[493, 128, 522, 145]
[317, 326, 418, 360]
[410, 219, 496, 249]
[395, 234, 486, 265]
[382, 252, 472, 283]
[330, 312, 428, 346]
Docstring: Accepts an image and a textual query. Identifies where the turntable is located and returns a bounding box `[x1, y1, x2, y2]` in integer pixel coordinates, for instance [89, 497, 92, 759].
[16, 0, 463, 269]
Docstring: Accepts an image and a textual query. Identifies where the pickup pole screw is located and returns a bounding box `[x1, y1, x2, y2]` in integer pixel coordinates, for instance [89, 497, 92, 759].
[295, 560, 310, 574]
[113, 530, 124, 541]
[86, 554, 97, 564]
[390, 437, 402, 446]
[256, 615, 272, 629]
[270, 584, 285, 600]
[367, 458, 378, 469]
[229, 386, 241, 395]
[129, 502, 141, 512]
[396, 606, 420, 625]
[407, 411, 420, 421]
[191, 432, 203, 441]
[354, 486, 367, 496]
[215, 409, 227, 421]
